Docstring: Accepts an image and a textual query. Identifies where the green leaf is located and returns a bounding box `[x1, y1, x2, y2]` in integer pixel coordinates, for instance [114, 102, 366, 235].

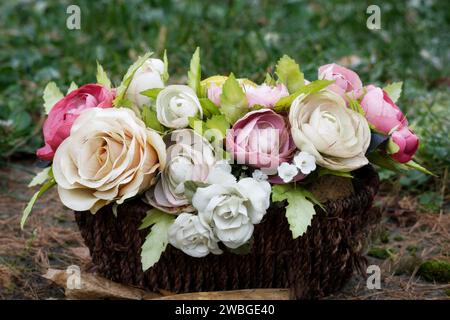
[43, 82, 64, 114]
[272, 184, 317, 239]
[67, 82, 78, 94]
[184, 180, 209, 202]
[318, 168, 353, 179]
[188, 116, 207, 135]
[142, 106, 165, 132]
[383, 82, 403, 103]
[219, 73, 248, 124]
[275, 55, 304, 93]
[199, 98, 220, 118]
[264, 73, 276, 86]
[205, 114, 230, 138]
[139, 209, 175, 271]
[28, 167, 52, 187]
[405, 160, 436, 176]
[140, 88, 163, 100]
[347, 96, 365, 115]
[113, 52, 153, 107]
[368, 151, 409, 172]
[21, 179, 56, 229]
[274, 79, 334, 112]
[187, 47, 201, 96]
[96, 61, 112, 89]
[162, 49, 169, 83]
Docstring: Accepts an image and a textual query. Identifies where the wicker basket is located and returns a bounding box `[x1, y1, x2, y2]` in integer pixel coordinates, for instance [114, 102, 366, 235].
[75, 165, 380, 299]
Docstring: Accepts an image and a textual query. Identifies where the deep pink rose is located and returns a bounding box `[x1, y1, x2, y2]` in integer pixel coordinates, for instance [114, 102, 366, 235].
[390, 126, 419, 163]
[318, 63, 363, 99]
[361, 85, 408, 134]
[37, 84, 115, 160]
[226, 109, 295, 173]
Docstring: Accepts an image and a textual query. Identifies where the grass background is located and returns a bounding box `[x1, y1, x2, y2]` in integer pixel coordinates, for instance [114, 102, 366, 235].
[0, 0, 449, 210]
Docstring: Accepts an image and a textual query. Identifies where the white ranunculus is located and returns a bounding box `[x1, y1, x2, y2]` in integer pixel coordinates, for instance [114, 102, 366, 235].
[126, 58, 165, 108]
[156, 85, 203, 129]
[52, 107, 166, 213]
[192, 164, 271, 249]
[145, 129, 217, 214]
[168, 213, 222, 258]
[289, 90, 370, 172]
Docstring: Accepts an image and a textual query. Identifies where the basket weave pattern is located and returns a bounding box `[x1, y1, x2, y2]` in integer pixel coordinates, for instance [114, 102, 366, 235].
[75, 165, 380, 299]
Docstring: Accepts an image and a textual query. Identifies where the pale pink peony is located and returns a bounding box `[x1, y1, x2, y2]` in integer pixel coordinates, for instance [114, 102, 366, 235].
[244, 84, 289, 108]
[390, 126, 419, 163]
[318, 63, 363, 99]
[226, 109, 295, 174]
[37, 84, 114, 160]
[360, 85, 408, 134]
[207, 83, 289, 108]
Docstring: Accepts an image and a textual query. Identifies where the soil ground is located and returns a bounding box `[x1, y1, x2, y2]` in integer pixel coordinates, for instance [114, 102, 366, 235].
[1, 160, 448, 300]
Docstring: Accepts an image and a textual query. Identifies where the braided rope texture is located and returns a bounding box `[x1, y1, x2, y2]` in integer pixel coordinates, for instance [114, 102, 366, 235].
[75, 165, 380, 299]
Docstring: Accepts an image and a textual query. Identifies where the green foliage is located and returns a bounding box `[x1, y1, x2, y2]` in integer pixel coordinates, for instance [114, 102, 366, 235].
[139, 209, 175, 271]
[272, 184, 322, 239]
[141, 105, 165, 133]
[28, 167, 52, 187]
[275, 55, 304, 93]
[21, 178, 56, 229]
[383, 82, 403, 103]
[43, 82, 64, 114]
[140, 88, 163, 100]
[274, 79, 334, 111]
[219, 73, 248, 124]
[96, 61, 112, 89]
[187, 47, 201, 96]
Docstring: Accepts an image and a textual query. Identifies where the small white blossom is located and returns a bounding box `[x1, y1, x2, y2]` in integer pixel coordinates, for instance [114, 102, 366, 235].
[293, 151, 317, 175]
[252, 169, 268, 182]
[277, 162, 298, 183]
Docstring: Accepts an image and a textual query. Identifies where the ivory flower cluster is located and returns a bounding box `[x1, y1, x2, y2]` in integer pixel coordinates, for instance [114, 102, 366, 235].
[26, 51, 426, 267]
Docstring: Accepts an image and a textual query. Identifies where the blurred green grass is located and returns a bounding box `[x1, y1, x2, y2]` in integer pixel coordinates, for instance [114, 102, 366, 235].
[0, 0, 449, 198]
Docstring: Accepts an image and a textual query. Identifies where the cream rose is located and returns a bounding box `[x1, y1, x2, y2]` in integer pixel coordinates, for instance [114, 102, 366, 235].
[145, 129, 217, 214]
[126, 58, 165, 108]
[156, 85, 202, 128]
[168, 213, 222, 258]
[289, 90, 370, 172]
[52, 107, 166, 213]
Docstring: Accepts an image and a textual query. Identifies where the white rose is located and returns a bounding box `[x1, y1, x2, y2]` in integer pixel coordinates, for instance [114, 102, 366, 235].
[192, 164, 271, 249]
[168, 213, 222, 258]
[289, 90, 370, 172]
[156, 85, 203, 128]
[126, 58, 165, 108]
[145, 129, 217, 214]
[53, 107, 166, 213]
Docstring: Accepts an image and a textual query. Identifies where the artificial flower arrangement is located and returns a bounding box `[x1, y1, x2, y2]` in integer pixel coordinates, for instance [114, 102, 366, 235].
[23, 48, 431, 272]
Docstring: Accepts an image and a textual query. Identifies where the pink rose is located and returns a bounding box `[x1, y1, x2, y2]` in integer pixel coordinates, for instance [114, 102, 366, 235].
[207, 83, 222, 106]
[244, 84, 289, 108]
[226, 109, 295, 173]
[390, 126, 419, 163]
[318, 63, 363, 99]
[37, 84, 115, 160]
[361, 85, 408, 134]
[207, 83, 289, 108]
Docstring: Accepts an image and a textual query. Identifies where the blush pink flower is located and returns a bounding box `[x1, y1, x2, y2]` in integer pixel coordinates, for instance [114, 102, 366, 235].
[244, 84, 289, 108]
[390, 126, 419, 163]
[318, 63, 363, 99]
[207, 83, 289, 108]
[37, 84, 115, 161]
[226, 109, 295, 174]
[361, 85, 408, 134]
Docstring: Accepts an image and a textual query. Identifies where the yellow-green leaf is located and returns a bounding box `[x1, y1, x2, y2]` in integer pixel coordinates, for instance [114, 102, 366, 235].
[219, 73, 248, 124]
[275, 55, 304, 93]
[96, 61, 112, 89]
[43, 82, 64, 114]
